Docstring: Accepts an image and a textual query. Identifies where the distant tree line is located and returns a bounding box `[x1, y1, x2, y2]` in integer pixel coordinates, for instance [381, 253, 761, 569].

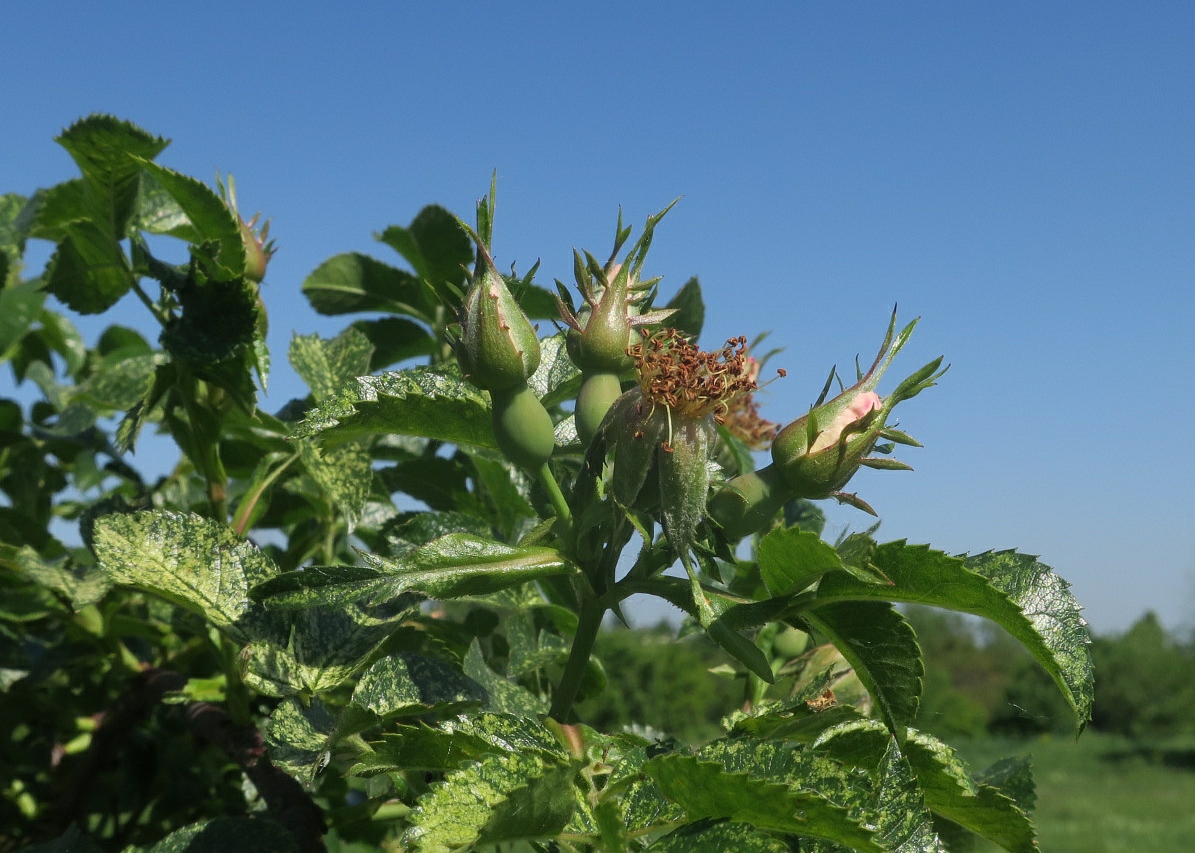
[582, 609, 1195, 743]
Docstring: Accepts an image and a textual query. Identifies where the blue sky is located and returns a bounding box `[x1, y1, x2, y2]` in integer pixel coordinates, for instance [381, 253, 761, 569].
[4, 3, 1193, 634]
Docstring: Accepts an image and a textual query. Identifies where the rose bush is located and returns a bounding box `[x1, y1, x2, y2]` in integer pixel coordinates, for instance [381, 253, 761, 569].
[0, 116, 1093, 853]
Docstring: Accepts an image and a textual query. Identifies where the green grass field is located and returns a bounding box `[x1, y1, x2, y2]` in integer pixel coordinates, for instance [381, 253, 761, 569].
[952, 732, 1195, 852]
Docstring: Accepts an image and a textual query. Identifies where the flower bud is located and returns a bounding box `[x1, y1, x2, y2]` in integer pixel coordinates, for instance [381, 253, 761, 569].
[239, 215, 275, 284]
[218, 173, 276, 283]
[457, 258, 541, 392]
[771, 313, 946, 508]
[560, 207, 679, 442]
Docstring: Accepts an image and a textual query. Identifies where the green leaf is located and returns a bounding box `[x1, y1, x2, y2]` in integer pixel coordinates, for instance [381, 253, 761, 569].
[921, 754, 1035, 853]
[32, 308, 86, 377]
[647, 820, 793, 852]
[814, 721, 1036, 853]
[975, 756, 1035, 816]
[964, 550, 1094, 730]
[131, 169, 195, 238]
[376, 204, 472, 299]
[705, 619, 775, 683]
[42, 219, 133, 314]
[350, 730, 470, 778]
[403, 751, 576, 852]
[644, 746, 882, 852]
[529, 331, 583, 407]
[505, 611, 568, 677]
[160, 276, 259, 364]
[297, 439, 372, 532]
[801, 600, 923, 735]
[251, 533, 575, 607]
[93, 510, 277, 643]
[292, 365, 495, 449]
[71, 352, 165, 411]
[0, 279, 45, 357]
[1, 192, 31, 290]
[869, 739, 943, 853]
[302, 252, 432, 319]
[814, 542, 1094, 731]
[381, 510, 493, 556]
[243, 598, 417, 696]
[350, 726, 496, 776]
[136, 160, 245, 277]
[0, 191, 29, 252]
[514, 281, 560, 320]
[463, 641, 548, 716]
[468, 453, 536, 540]
[442, 711, 564, 755]
[55, 115, 170, 237]
[379, 456, 471, 511]
[117, 361, 176, 452]
[350, 316, 436, 371]
[289, 327, 374, 401]
[758, 527, 851, 595]
[263, 696, 338, 784]
[658, 416, 714, 558]
[27, 180, 90, 242]
[126, 816, 297, 853]
[0, 544, 111, 610]
[665, 276, 704, 338]
[352, 653, 486, 717]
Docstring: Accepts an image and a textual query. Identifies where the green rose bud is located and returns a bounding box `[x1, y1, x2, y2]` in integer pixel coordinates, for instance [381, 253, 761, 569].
[218, 173, 276, 283]
[559, 205, 679, 443]
[457, 253, 541, 392]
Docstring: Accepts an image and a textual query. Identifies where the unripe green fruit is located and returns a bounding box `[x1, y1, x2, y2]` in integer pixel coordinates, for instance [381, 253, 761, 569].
[707, 463, 794, 540]
[772, 625, 810, 659]
[575, 371, 624, 446]
[491, 384, 556, 470]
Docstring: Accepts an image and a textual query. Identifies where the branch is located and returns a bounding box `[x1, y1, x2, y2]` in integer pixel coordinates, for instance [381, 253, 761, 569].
[38, 668, 187, 840]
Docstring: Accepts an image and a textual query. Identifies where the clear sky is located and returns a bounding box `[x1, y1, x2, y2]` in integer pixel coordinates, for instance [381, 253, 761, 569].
[4, 3, 1193, 634]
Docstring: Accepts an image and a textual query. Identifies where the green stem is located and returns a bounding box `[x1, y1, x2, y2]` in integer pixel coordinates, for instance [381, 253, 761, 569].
[537, 462, 574, 544]
[231, 452, 299, 536]
[177, 372, 228, 521]
[130, 280, 171, 327]
[549, 596, 605, 722]
[215, 632, 251, 726]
